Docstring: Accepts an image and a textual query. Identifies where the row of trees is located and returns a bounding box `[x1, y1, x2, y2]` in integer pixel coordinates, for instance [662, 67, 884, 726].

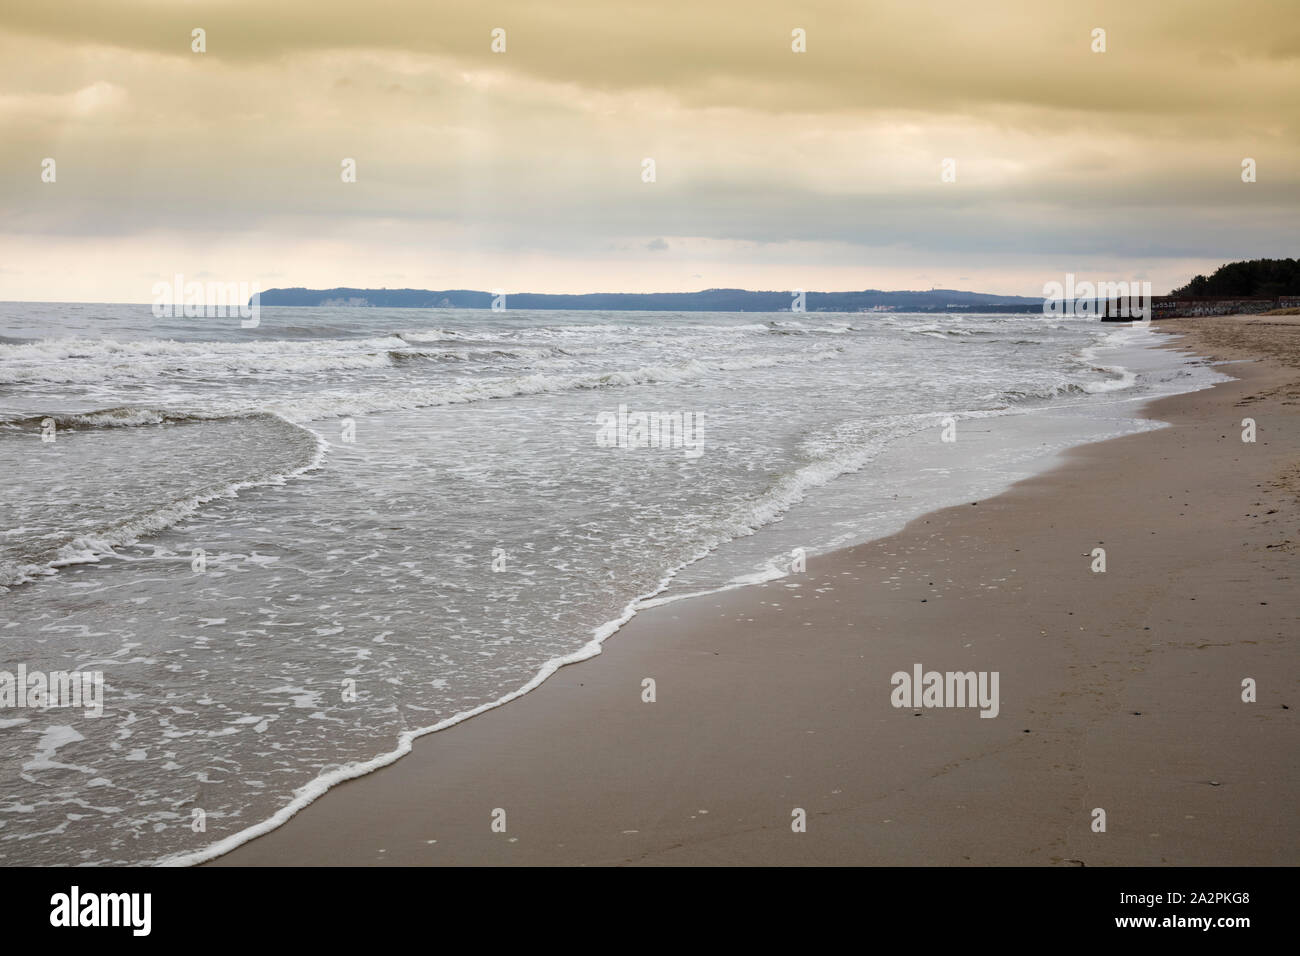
[1171, 258, 1300, 297]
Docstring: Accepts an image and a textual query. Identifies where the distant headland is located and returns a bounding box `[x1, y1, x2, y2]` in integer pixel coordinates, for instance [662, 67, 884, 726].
[255, 287, 1045, 313]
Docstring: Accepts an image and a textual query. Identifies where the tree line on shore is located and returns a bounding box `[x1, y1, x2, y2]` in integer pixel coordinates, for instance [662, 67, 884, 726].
[1170, 258, 1300, 298]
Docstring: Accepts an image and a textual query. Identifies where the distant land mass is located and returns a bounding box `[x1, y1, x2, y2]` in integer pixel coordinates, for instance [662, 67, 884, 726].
[256, 287, 1045, 312]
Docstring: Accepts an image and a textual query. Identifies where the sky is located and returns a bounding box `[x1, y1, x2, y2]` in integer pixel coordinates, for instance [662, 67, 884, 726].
[1, 0, 1297, 302]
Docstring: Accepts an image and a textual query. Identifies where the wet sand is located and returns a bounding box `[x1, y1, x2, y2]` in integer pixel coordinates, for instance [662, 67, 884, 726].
[213, 316, 1299, 866]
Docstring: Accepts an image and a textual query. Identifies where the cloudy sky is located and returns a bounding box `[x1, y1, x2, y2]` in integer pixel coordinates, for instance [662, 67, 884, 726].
[2, 0, 1296, 302]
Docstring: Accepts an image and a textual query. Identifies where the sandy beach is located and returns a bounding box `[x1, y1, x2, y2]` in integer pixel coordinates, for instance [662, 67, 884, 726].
[213, 316, 1298, 866]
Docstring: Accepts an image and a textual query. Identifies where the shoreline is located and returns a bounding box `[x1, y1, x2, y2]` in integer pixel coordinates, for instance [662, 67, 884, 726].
[212, 316, 1298, 866]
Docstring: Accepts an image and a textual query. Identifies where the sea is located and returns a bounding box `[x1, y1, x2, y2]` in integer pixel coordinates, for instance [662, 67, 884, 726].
[0, 303, 1228, 864]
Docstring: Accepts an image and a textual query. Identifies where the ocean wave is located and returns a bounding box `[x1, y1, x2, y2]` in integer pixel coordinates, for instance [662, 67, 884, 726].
[0, 336, 414, 385]
[0, 334, 622, 386]
[5, 347, 846, 432]
[723, 412, 942, 537]
[765, 320, 857, 335]
[1082, 366, 1139, 393]
[393, 329, 462, 342]
[995, 382, 1088, 404]
[385, 345, 576, 365]
[0, 414, 327, 590]
[906, 325, 992, 338]
[4, 407, 227, 430]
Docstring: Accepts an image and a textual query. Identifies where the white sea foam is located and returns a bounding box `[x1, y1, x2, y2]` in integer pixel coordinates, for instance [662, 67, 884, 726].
[0, 336, 415, 385]
[0, 414, 328, 588]
[154, 566, 681, 867]
[20, 347, 845, 431]
[1082, 365, 1139, 393]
